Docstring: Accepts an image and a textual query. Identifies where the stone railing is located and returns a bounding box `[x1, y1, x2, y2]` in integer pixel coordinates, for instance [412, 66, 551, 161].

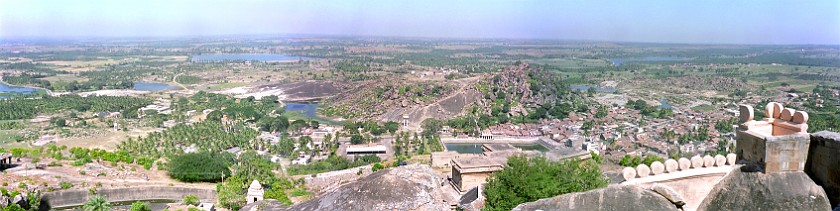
[621, 153, 736, 184]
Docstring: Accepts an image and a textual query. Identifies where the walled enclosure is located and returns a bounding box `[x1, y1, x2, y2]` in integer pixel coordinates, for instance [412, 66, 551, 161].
[39, 186, 217, 210]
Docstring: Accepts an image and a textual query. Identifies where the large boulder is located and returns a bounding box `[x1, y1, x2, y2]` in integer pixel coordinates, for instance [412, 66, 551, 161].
[698, 168, 831, 211]
[512, 185, 679, 211]
[241, 164, 454, 211]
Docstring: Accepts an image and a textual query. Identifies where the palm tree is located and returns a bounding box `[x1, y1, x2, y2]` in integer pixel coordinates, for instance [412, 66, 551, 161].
[83, 195, 111, 211]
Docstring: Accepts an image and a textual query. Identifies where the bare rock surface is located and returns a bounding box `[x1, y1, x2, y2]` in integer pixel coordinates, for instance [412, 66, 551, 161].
[511, 185, 678, 211]
[697, 169, 831, 211]
[242, 164, 453, 211]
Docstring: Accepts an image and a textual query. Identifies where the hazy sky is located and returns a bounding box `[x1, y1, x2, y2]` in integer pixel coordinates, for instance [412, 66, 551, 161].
[1, 0, 838, 44]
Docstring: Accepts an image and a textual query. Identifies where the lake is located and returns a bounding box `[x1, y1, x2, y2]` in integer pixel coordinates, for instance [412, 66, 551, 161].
[608, 57, 687, 67]
[0, 82, 38, 98]
[285, 102, 319, 118]
[445, 143, 550, 154]
[133, 82, 175, 91]
[191, 54, 304, 62]
[569, 85, 617, 93]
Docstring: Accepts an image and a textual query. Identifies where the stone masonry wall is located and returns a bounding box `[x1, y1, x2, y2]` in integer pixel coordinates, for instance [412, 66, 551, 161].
[806, 131, 840, 207]
[39, 186, 216, 210]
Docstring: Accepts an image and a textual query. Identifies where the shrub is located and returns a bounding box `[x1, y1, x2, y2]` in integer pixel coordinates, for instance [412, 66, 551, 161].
[129, 201, 152, 211]
[59, 181, 73, 189]
[83, 195, 111, 211]
[372, 163, 385, 172]
[167, 152, 232, 182]
[183, 194, 200, 206]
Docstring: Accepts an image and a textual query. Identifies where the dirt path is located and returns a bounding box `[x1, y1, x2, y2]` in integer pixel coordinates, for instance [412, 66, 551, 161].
[173, 73, 190, 91]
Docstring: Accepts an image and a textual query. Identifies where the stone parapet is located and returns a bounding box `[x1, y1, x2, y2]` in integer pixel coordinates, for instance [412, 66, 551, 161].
[621, 153, 736, 184]
[735, 102, 811, 173]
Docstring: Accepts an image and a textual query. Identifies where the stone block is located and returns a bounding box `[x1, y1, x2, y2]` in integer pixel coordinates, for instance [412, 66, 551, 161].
[622, 167, 636, 181]
[691, 156, 703, 169]
[650, 161, 665, 175]
[636, 164, 651, 178]
[678, 158, 691, 170]
[793, 111, 808, 124]
[703, 155, 715, 167]
[715, 155, 726, 166]
[726, 153, 736, 165]
[664, 159, 678, 173]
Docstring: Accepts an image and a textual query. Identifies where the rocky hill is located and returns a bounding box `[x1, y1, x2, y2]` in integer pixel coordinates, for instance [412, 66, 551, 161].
[512, 168, 832, 211]
[698, 169, 831, 211]
[240, 164, 455, 211]
[321, 76, 456, 119]
[512, 185, 679, 211]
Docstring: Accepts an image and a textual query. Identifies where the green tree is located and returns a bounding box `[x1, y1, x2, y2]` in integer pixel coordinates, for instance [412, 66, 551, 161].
[83, 195, 111, 211]
[129, 201, 151, 211]
[2, 204, 24, 211]
[206, 110, 223, 121]
[350, 134, 365, 145]
[483, 155, 608, 211]
[183, 194, 200, 206]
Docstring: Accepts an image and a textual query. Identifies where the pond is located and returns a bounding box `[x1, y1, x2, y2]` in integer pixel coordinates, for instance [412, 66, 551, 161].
[191, 54, 304, 62]
[659, 99, 673, 109]
[608, 57, 687, 67]
[285, 102, 319, 118]
[569, 85, 617, 93]
[133, 82, 176, 91]
[0, 82, 38, 98]
[445, 143, 484, 154]
[445, 143, 550, 154]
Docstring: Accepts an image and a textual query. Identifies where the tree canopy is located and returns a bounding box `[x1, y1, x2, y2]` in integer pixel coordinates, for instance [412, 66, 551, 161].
[483, 155, 608, 211]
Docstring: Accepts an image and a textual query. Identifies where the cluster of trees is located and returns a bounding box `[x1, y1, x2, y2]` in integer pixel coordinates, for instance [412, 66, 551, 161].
[286, 155, 380, 176]
[175, 75, 202, 84]
[618, 154, 665, 167]
[117, 121, 260, 158]
[715, 117, 738, 133]
[2, 75, 52, 89]
[0, 94, 151, 120]
[68, 147, 155, 170]
[167, 151, 234, 182]
[626, 99, 674, 118]
[342, 120, 400, 136]
[483, 155, 608, 211]
[217, 152, 306, 210]
[392, 131, 443, 157]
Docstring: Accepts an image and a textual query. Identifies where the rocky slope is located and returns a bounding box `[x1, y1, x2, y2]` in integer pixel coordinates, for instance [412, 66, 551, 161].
[512, 185, 679, 211]
[321, 76, 456, 119]
[240, 164, 455, 211]
[698, 169, 831, 211]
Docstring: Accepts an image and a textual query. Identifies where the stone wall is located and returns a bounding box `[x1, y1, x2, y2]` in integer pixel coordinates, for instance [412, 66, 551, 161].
[40, 186, 216, 210]
[806, 131, 840, 207]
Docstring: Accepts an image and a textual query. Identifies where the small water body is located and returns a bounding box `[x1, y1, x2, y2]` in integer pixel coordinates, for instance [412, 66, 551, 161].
[445, 143, 484, 154]
[608, 57, 687, 67]
[285, 102, 319, 118]
[569, 85, 617, 93]
[659, 99, 673, 109]
[133, 82, 175, 91]
[0, 83, 38, 98]
[191, 54, 304, 62]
